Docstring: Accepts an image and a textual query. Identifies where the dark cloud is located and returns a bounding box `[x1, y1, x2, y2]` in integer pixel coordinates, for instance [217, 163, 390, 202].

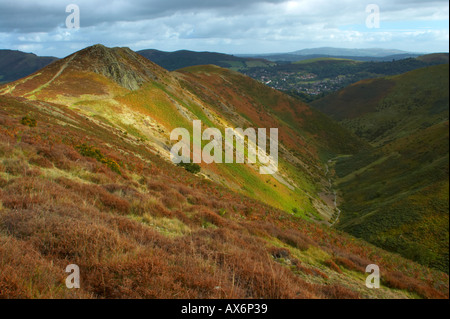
[0, 0, 287, 32]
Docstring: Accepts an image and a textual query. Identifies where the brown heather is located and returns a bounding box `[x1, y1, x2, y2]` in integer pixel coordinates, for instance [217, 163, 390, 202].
[0, 94, 448, 299]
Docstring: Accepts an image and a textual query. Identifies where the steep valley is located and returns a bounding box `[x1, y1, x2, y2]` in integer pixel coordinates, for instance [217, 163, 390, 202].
[313, 64, 449, 273]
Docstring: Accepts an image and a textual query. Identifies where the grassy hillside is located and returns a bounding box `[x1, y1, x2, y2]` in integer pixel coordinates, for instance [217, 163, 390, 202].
[313, 64, 449, 145]
[335, 122, 449, 272]
[0, 50, 58, 84]
[0, 94, 448, 299]
[0, 44, 364, 224]
[313, 64, 449, 272]
[417, 53, 449, 64]
[176, 65, 365, 157]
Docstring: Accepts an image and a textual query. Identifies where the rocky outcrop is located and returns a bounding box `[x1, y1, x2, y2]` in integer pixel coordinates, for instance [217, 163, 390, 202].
[67, 44, 165, 90]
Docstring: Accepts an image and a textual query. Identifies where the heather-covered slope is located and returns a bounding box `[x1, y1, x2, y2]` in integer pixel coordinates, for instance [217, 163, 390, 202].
[176, 65, 364, 157]
[0, 95, 447, 299]
[312, 64, 449, 272]
[0, 45, 364, 224]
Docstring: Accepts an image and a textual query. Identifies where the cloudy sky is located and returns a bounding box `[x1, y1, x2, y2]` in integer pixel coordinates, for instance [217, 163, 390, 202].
[0, 0, 448, 57]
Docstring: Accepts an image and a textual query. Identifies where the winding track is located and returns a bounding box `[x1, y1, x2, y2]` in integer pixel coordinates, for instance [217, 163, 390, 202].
[325, 159, 341, 227]
[23, 53, 78, 98]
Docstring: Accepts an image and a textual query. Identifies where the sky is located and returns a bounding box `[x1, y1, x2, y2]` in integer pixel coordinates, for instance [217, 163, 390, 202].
[0, 0, 448, 57]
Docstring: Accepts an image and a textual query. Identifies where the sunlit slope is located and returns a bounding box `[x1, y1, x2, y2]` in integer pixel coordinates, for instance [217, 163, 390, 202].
[172, 65, 366, 218]
[176, 65, 364, 157]
[0, 94, 448, 299]
[0, 45, 363, 222]
[171, 65, 367, 218]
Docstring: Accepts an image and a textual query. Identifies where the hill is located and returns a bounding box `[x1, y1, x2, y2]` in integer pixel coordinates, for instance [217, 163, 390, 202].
[0, 44, 448, 298]
[290, 47, 413, 57]
[417, 53, 449, 64]
[0, 44, 364, 222]
[312, 64, 449, 272]
[294, 57, 360, 64]
[312, 64, 449, 145]
[0, 49, 58, 84]
[138, 49, 275, 71]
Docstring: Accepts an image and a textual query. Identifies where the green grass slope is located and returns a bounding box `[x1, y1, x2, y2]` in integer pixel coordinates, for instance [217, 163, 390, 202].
[335, 122, 449, 272]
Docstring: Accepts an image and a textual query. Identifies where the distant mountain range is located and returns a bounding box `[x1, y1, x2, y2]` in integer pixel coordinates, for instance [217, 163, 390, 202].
[291, 47, 414, 57]
[237, 47, 429, 62]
